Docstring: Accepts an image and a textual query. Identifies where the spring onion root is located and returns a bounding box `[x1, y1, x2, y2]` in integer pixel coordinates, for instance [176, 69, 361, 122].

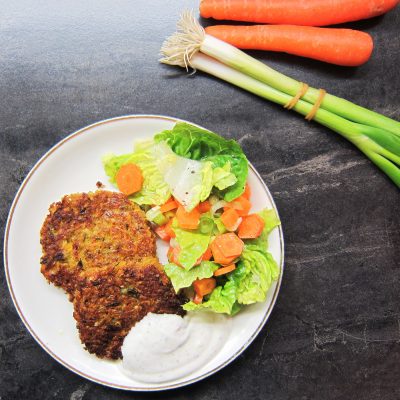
[160, 11, 400, 187]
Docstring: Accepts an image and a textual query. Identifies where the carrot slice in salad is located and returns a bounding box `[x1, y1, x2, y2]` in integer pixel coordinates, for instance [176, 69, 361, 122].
[224, 195, 251, 216]
[243, 183, 251, 200]
[160, 198, 178, 213]
[167, 246, 181, 266]
[201, 246, 213, 261]
[155, 218, 176, 241]
[193, 293, 204, 304]
[210, 243, 237, 265]
[155, 225, 171, 242]
[198, 200, 212, 213]
[212, 232, 244, 258]
[193, 278, 216, 297]
[115, 163, 143, 196]
[164, 218, 176, 238]
[194, 246, 213, 266]
[238, 214, 265, 239]
[221, 208, 241, 231]
[214, 263, 236, 276]
[176, 205, 200, 230]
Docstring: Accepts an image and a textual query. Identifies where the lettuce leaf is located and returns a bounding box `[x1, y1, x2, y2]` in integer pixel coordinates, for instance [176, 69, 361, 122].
[183, 208, 281, 314]
[155, 122, 248, 201]
[172, 220, 212, 270]
[151, 142, 236, 211]
[235, 247, 279, 305]
[234, 208, 280, 304]
[183, 262, 246, 315]
[183, 279, 239, 314]
[245, 209, 281, 250]
[102, 144, 170, 206]
[164, 261, 219, 292]
[212, 162, 237, 191]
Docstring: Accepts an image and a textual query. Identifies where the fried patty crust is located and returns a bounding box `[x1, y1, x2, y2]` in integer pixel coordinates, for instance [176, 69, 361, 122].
[40, 191, 185, 359]
[73, 258, 185, 359]
[40, 191, 156, 296]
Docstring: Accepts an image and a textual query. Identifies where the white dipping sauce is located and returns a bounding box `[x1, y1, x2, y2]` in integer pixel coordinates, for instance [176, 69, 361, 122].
[121, 312, 229, 383]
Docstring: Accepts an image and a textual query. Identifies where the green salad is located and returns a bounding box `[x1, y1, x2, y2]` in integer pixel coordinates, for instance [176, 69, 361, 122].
[103, 122, 280, 315]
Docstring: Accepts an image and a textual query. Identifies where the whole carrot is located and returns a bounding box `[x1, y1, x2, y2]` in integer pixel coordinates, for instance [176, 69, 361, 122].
[200, 0, 399, 26]
[205, 25, 374, 66]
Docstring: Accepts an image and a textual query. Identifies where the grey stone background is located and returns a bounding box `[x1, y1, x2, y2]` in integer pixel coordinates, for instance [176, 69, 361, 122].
[1, 1, 399, 399]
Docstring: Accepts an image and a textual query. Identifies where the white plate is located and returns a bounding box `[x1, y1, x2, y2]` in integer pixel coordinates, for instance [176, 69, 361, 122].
[4, 115, 284, 391]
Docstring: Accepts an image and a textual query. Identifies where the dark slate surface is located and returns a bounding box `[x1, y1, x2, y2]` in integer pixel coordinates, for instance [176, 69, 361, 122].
[1, 1, 399, 399]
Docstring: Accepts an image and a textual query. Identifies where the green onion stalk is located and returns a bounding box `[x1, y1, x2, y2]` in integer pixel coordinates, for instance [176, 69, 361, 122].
[160, 11, 400, 188]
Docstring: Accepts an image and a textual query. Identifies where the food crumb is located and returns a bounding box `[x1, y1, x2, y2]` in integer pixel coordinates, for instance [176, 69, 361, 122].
[96, 181, 105, 188]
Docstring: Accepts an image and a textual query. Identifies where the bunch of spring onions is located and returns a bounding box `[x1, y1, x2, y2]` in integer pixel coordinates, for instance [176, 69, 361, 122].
[160, 11, 400, 188]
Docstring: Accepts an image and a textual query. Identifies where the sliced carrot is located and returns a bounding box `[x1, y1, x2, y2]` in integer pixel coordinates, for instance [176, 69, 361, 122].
[200, 0, 399, 27]
[210, 243, 237, 265]
[202, 246, 213, 261]
[214, 232, 244, 258]
[224, 195, 251, 216]
[205, 25, 373, 67]
[167, 246, 181, 266]
[221, 208, 241, 231]
[214, 263, 236, 276]
[198, 200, 212, 213]
[160, 198, 178, 213]
[238, 214, 265, 239]
[243, 183, 251, 200]
[193, 278, 216, 297]
[155, 225, 171, 242]
[155, 218, 176, 241]
[194, 246, 213, 266]
[176, 205, 200, 230]
[164, 218, 176, 238]
[115, 163, 143, 196]
[193, 293, 203, 304]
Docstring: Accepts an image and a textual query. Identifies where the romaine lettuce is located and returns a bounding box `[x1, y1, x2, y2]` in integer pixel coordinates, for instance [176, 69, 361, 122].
[155, 122, 248, 201]
[164, 261, 219, 292]
[172, 220, 212, 270]
[235, 246, 279, 304]
[183, 208, 281, 314]
[245, 209, 281, 250]
[183, 279, 238, 314]
[183, 262, 246, 315]
[212, 162, 237, 191]
[102, 145, 171, 206]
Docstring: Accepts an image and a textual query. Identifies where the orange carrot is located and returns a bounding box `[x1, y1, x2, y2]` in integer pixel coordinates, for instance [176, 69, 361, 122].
[167, 246, 181, 266]
[193, 278, 216, 297]
[115, 163, 143, 196]
[155, 218, 176, 241]
[211, 232, 244, 259]
[238, 214, 265, 239]
[210, 243, 237, 266]
[224, 195, 251, 216]
[198, 200, 212, 213]
[160, 198, 178, 213]
[164, 218, 176, 238]
[243, 183, 251, 200]
[214, 263, 236, 276]
[200, 247, 213, 262]
[193, 293, 204, 304]
[176, 205, 200, 230]
[194, 246, 213, 265]
[221, 208, 241, 231]
[155, 225, 171, 242]
[206, 25, 373, 67]
[200, 0, 399, 27]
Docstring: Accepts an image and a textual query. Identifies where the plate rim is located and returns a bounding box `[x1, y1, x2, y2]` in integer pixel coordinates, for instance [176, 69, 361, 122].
[3, 114, 285, 391]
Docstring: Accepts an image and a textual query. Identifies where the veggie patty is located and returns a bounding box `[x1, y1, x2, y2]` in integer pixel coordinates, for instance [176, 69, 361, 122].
[40, 190, 185, 359]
